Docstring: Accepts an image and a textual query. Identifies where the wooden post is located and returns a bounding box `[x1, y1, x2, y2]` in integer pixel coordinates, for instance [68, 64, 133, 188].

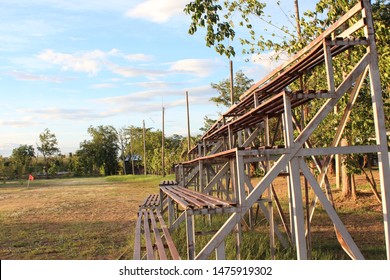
[283, 92, 307, 259]
[362, 0, 390, 259]
[230, 60, 234, 106]
[186, 210, 195, 260]
[186, 91, 191, 159]
[265, 115, 275, 259]
[143, 120, 146, 175]
[162, 107, 165, 177]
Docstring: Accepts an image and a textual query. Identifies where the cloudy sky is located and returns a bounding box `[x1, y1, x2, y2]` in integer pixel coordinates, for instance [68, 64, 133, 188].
[0, 0, 314, 156]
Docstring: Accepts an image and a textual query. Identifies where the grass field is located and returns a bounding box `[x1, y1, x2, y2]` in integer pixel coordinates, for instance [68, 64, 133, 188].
[0, 175, 172, 260]
[0, 173, 386, 260]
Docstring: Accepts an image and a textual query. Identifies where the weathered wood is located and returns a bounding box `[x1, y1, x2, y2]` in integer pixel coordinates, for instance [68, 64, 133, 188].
[160, 186, 192, 209]
[155, 210, 181, 260]
[300, 159, 364, 259]
[143, 210, 154, 260]
[149, 209, 167, 260]
[186, 211, 195, 260]
[133, 211, 142, 260]
[363, 0, 390, 259]
[283, 92, 307, 259]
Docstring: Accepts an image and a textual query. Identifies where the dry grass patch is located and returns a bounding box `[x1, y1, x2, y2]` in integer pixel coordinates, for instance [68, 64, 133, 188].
[0, 175, 169, 260]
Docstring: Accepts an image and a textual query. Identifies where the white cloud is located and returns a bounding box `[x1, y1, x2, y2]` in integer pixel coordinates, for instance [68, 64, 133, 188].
[36, 49, 158, 77]
[126, 0, 188, 23]
[0, 119, 38, 128]
[94, 85, 213, 111]
[24, 107, 115, 121]
[37, 49, 106, 75]
[125, 53, 154, 62]
[91, 83, 116, 89]
[9, 71, 65, 83]
[108, 64, 164, 78]
[169, 59, 221, 77]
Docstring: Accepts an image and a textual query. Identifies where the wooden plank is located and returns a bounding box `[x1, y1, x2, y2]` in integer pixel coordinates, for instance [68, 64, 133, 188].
[152, 194, 160, 207]
[133, 211, 142, 260]
[143, 210, 155, 260]
[173, 187, 215, 208]
[176, 186, 235, 208]
[148, 209, 167, 260]
[160, 186, 191, 209]
[168, 186, 207, 208]
[155, 210, 181, 260]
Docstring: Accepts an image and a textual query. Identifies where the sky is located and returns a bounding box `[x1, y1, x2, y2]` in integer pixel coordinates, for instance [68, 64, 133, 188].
[0, 0, 315, 157]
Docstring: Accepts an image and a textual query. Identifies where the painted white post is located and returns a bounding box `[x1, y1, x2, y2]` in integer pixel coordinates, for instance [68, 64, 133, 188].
[363, 0, 390, 259]
[283, 92, 307, 259]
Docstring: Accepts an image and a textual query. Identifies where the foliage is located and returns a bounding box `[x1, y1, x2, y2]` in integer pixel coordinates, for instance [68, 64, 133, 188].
[203, 70, 254, 132]
[10, 145, 35, 178]
[210, 70, 254, 107]
[37, 128, 60, 177]
[76, 125, 119, 176]
[200, 115, 217, 132]
[184, 0, 266, 58]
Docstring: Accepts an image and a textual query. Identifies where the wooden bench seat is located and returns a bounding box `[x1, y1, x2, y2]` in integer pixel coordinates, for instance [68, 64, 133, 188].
[140, 194, 160, 209]
[133, 207, 180, 260]
[160, 185, 236, 211]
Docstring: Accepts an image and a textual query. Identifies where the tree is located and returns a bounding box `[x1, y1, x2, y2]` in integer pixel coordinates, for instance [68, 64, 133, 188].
[37, 128, 60, 178]
[200, 115, 217, 133]
[117, 127, 131, 175]
[184, 0, 266, 58]
[210, 70, 254, 107]
[11, 145, 35, 178]
[77, 125, 119, 176]
[201, 70, 254, 132]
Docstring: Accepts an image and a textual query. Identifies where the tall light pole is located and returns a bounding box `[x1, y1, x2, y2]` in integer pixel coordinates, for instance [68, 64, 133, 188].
[143, 120, 146, 175]
[186, 91, 191, 158]
[162, 106, 165, 177]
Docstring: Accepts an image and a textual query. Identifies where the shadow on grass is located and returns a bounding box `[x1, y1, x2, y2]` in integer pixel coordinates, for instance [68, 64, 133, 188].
[0, 220, 135, 260]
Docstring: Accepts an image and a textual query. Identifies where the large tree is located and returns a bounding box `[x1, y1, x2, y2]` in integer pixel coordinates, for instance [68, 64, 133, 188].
[11, 145, 35, 178]
[37, 128, 60, 178]
[77, 125, 119, 176]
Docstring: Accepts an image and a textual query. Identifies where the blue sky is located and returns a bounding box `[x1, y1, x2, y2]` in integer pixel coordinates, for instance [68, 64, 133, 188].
[0, 0, 315, 156]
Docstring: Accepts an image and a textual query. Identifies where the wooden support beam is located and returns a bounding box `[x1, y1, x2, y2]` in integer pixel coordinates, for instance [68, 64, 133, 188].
[283, 92, 307, 259]
[362, 0, 390, 259]
[300, 158, 364, 259]
[216, 240, 226, 260]
[186, 211, 196, 260]
[324, 39, 336, 94]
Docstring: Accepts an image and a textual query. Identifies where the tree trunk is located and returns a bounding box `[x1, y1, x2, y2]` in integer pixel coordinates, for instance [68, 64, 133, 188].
[341, 138, 351, 198]
[351, 174, 357, 201]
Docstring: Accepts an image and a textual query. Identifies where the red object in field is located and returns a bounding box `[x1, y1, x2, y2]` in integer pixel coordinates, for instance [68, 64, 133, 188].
[28, 174, 34, 181]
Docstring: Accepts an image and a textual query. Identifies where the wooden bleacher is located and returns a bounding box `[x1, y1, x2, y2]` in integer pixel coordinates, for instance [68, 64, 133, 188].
[133, 193, 180, 260]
